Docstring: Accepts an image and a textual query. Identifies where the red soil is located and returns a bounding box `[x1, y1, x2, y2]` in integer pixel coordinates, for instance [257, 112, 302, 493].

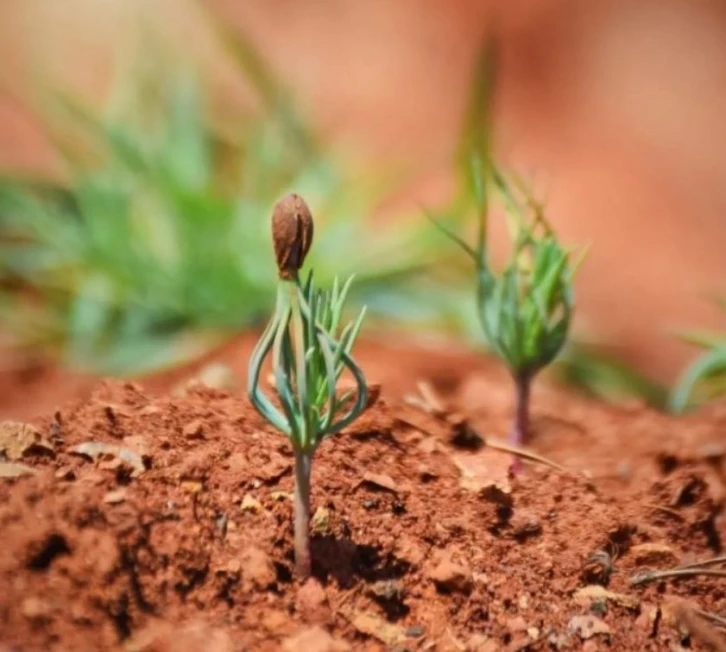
[1, 337, 725, 651]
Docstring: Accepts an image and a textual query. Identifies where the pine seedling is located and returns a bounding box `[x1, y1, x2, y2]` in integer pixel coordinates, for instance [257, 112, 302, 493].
[429, 162, 585, 468]
[247, 193, 368, 578]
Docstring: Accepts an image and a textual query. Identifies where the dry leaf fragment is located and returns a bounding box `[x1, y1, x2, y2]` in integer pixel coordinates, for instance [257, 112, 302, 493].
[182, 420, 205, 440]
[631, 542, 679, 567]
[241, 494, 262, 513]
[0, 462, 36, 478]
[122, 435, 150, 462]
[342, 608, 405, 646]
[450, 451, 512, 496]
[270, 491, 291, 502]
[180, 480, 204, 494]
[573, 585, 640, 611]
[310, 507, 331, 535]
[359, 472, 399, 493]
[0, 421, 54, 461]
[103, 489, 127, 504]
[70, 441, 146, 477]
[665, 597, 726, 652]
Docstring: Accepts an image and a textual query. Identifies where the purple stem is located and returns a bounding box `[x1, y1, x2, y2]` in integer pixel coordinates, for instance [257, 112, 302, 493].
[509, 371, 531, 473]
[293, 450, 313, 578]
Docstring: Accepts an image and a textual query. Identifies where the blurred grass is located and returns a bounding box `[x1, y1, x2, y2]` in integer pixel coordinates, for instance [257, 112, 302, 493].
[0, 15, 670, 408]
[669, 313, 726, 412]
[0, 17, 453, 375]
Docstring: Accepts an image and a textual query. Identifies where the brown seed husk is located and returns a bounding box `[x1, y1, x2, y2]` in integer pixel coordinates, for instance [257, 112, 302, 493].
[271, 193, 314, 280]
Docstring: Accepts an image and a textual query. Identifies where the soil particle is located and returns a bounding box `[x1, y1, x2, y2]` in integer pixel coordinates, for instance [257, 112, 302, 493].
[428, 553, 473, 594]
[104, 488, 127, 504]
[295, 578, 330, 623]
[20, 596, 52, 622]
[508, 508, 542, 540]
[568, 614, 612, 640]
[182, 419, 205, 440]
[127, 619, 235, 652]
[239, 546, 276, 591]
[240, 493, 263, 514]
[467, 634, 499, 651]
[393, 534, 426, 567]
[281, 626, 350, 652]
[504, 615, 528, 633]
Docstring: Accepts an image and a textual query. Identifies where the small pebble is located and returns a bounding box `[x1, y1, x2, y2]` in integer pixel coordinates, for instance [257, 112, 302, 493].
[405, 625, 425, 638]
[103, 489, 127, 504]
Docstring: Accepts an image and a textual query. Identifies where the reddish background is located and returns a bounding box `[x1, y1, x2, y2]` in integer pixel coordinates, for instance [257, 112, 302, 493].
[2, 0, 726, 384]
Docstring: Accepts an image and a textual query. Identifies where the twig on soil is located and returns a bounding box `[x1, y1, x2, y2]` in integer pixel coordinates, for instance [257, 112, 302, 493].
[482, 437, 569, 473]
[330, 585, 362, 616]
[644, 503, 685, 520]
[404, 381, 570, 474]
[681, 556, 726, 570]
[415, 380, 447, 415]
[670, 600, 726, 652]
[697, 609, 726, 631]
[631, 567, 726, 586]
[631, 555, 726, 587]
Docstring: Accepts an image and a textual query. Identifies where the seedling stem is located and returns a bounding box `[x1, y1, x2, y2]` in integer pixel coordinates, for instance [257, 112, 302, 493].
[511, 371, 531, 470]
[293, 449, 313, 577]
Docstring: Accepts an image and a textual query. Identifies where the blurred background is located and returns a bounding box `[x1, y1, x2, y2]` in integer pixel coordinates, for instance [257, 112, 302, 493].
[2, 0, 726, 412]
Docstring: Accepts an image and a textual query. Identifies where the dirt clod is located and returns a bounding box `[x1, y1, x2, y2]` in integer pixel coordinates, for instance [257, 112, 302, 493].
[239, 546, 276, 591]
[20, 596, 51, 622]
[428, 554, 473, 594]
[0, 420, 53, 460]
[182, 420, 205, 440]
[568, 614, 612, 640]
[467, 633, 499, 651]
[343, 609, 406, 646]
[394, 534, 426, 567]
[282, 626, 350, 652]
[296, 578, 330, 623]
[127, 620, 235, 652]
[509, 509, 542, 540]
[505, 615, 528, 633]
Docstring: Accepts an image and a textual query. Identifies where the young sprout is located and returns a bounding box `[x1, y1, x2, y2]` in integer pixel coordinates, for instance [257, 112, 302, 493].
[430, 162, 584, 469]
[248, 193, 368, 578]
